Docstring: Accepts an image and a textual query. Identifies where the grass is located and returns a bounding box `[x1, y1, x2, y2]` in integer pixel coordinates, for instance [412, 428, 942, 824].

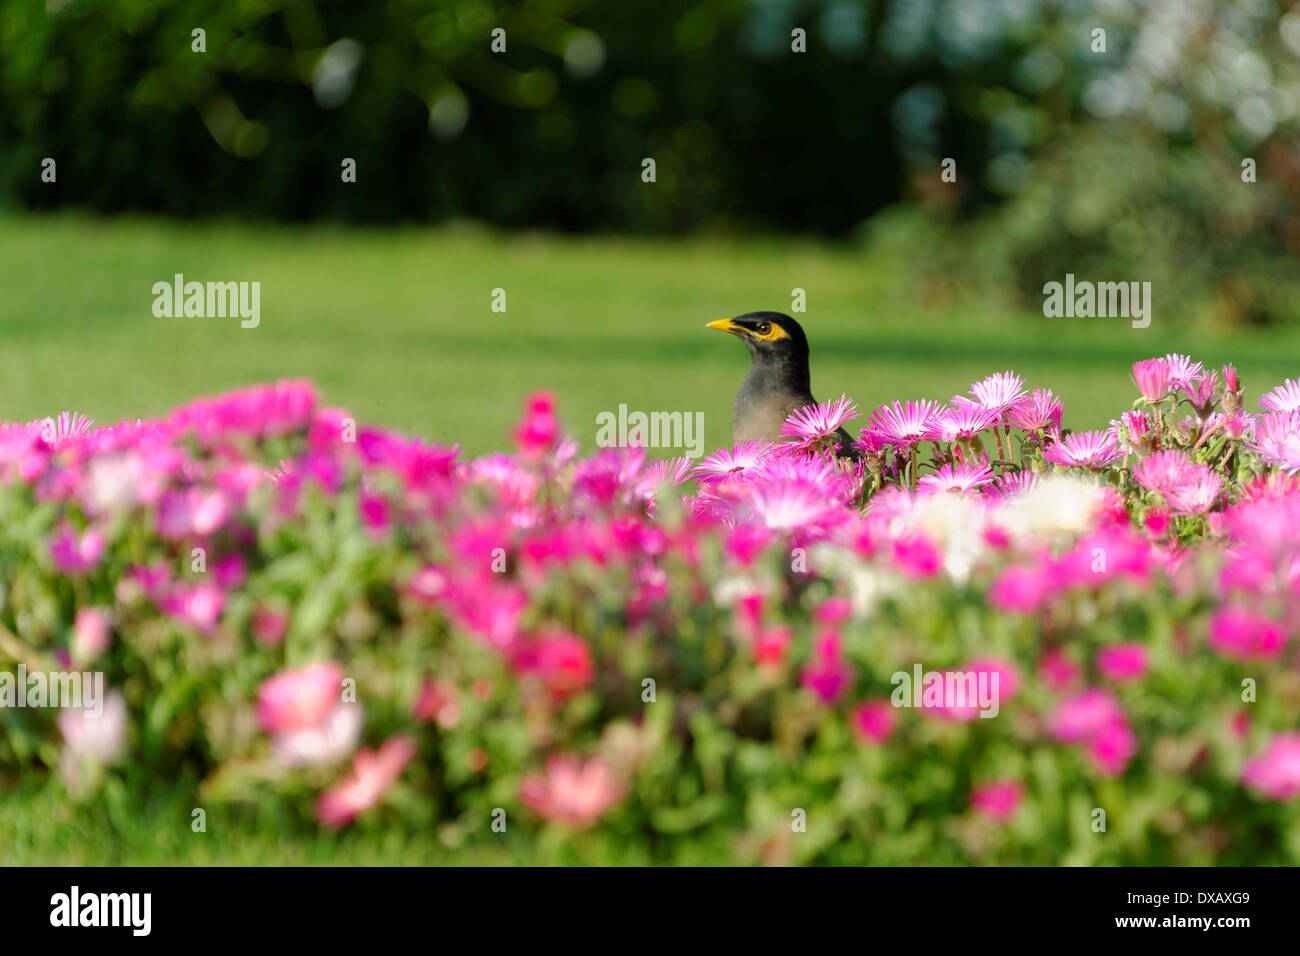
[4, 212, 1299, 459]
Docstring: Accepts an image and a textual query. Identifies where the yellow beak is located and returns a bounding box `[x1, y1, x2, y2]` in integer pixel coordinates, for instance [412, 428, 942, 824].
[707, 318, 742, 335]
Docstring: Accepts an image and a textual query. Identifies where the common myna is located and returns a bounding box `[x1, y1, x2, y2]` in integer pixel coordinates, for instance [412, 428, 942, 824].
[707, 311, 858, 457]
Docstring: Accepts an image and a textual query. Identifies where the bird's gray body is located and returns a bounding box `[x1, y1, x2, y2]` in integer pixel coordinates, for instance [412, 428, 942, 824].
[732, 361, 815, 443]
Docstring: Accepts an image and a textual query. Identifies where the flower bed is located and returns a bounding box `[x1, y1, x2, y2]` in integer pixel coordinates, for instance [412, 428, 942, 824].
[2, 356, 1300, 864]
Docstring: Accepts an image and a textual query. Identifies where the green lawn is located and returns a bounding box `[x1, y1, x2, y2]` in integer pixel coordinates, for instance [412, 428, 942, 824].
[4, 212, 1298, 458]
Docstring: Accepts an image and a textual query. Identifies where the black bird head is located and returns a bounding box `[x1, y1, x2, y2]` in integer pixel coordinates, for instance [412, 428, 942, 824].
[706, 311, 809, 366]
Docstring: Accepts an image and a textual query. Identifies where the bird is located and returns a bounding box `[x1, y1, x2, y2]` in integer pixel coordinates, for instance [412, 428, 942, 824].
[706, 311, 859, 458]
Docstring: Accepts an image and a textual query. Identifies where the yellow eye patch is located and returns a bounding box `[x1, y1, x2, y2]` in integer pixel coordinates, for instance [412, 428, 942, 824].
[750, 322, 791, 342]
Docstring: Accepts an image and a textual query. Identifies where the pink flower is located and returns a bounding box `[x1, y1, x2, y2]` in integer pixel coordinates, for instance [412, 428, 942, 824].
[919, 461, 995, 494]
[1259, 378, 1300, 413]
[519, 755, 627, 828]
[160, 584, 226, 636]
[71, 607, 112, 664]
[1096, 644, 1148, 682]
[1241, 734, 1300, 801]
[1007, 388, 1062, 432]
[414, 679, 461, 728]
[801, 653, 854, 704]
[1050, 689, 1137, 776]
[513, 630, 594, 699]
[257, 662, 344, 735]
[49, 526, 105, 575]
[1208, 607, 1286, 660]
[512, 391, 560, 457]
[316, 735, 417, 828]
[1043, 430, 1122, 469]
[1039, 648, 1080, 690]
[1131, 357, 1172, 402]
[1247, 411, 1300, 474]
[692, 440, 775, 485]
[754, 626, 791, 668]
[851, 701, 898, 744]
[58, 690, 127, 764]
[891, 532, 941, 578]
[990, 564, 1055, 614]
[969, 371, 1027, 414]
[781, 394, 859, 448]
[250, 604, 289, 647]
[934, 400, 999, 440]
[970, 781, 1024, 822]
[863, 399, 943, 448]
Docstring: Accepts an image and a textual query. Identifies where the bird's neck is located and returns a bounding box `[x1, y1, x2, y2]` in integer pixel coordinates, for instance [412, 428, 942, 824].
[743, 355, 811, 399]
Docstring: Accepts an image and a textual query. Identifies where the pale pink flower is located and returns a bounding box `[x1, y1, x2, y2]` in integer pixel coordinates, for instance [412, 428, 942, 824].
[519, 754, 627, 828]
[918, 461, 994, 494]
[316, 735, 417, 828]
[1043, 430, 1122, 469]
[257, 662, 345, 735]
[1259, 378, 1300, 413]
[935, 399, 999, 440]
[969, 371, 1026, 413]
[71, 607, 112, 664]
[58, 690, 127, 764]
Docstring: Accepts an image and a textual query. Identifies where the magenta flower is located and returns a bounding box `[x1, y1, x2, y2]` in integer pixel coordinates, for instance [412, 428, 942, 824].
[1131, 357, 1172, 402]
[37, 410, 95, 449]
[863, 399, 942, 448]
[1050, 689, 1137, 776]
[1241, 734, 1300, 801]
[780, 394, 859, 448]
[1133, 449, 1194, 496]
[1165, 469, 1224, 516]
[800, 633, 854, 704]
[316, 735, 417, 828]
[935, 399, 1000, 441]
[519, 754, 628, 828]
[989, 564, 1055, 614]
[851, 701, 898, 744]
[970, 781, 1024, 822]
[513, 391, 559, 457]
[49, 526, 105, 576]
[1096, 644, 1148, 682]
[1007, 388, 1063, 432]
[692, 439, 774, 485]
[1163, 353, 1204, 391]
[1208, 607, 1286, 660]
[1043, 430, 1122, 469]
